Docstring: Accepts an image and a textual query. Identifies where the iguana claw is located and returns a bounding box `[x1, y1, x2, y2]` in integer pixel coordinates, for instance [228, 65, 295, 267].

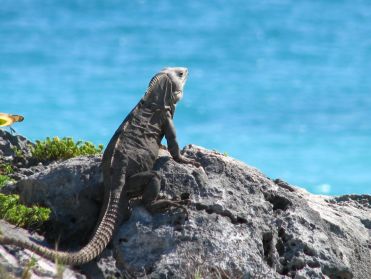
[174, 155, 201, 168]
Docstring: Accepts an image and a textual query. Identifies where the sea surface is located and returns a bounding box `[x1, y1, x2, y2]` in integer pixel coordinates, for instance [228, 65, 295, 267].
[1, 0, 371, 195]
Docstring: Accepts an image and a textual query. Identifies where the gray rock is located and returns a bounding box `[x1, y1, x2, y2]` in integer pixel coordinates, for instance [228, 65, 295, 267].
[0, 130, 34, 167]
[17, 155, 104, 246]
[0, 220, 86, 279]
[0, 145, 370, 279]
[113, 146, 370, 278]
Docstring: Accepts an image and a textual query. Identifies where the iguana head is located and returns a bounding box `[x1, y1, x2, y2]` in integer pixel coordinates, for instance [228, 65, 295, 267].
[159, 67, 188, 103]
[143, 67, 188, 113]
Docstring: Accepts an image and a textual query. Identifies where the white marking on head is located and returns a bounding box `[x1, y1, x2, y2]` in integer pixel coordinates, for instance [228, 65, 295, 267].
[160, 67, 188, 103]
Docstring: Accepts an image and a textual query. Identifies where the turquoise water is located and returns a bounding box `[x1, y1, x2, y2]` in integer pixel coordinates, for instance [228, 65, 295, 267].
[1, 0, 371, 195]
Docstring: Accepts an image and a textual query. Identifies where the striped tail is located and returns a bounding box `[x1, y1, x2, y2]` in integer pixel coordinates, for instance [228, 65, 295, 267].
[0, 191, 120, 265]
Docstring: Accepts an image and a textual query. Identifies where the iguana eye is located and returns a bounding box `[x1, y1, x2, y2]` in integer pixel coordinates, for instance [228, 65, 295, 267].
[178, 72, 184, 77]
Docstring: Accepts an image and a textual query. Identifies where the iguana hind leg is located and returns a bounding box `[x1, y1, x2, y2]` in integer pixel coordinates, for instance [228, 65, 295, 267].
[125, 170, 188, 216]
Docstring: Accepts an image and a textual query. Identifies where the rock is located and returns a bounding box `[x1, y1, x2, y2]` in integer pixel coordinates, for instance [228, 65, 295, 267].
[0, 144, 370, 278]
[9, 163, 48, 182]
[17, 155, 104, 246]
[113, 145, 370, 279]
[0, 220, 86, 279]
[0, 130, 34, 167]
[77, 249, 123, 279]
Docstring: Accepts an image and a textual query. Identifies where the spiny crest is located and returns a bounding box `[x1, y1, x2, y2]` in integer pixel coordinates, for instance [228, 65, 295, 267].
[144, 73, 165, 98]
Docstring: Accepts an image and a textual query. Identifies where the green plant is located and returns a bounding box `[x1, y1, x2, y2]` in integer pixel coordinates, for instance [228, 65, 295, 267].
[0, 194, 51, 228]
[11, 147, 24, 158]
[0, 163, 13, 175]
[21, 257, 36, 279]
[55, 259, 65, 279]
[31, 137, 103, 162]
[0, 175, 12, 188]
[194, 268, 203, 279]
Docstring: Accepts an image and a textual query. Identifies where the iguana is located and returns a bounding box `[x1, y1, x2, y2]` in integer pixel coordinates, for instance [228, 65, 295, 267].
[0, 67, 198, 265]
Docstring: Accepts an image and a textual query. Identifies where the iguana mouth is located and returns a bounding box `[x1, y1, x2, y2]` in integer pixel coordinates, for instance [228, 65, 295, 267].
[173, 90, 183, 103]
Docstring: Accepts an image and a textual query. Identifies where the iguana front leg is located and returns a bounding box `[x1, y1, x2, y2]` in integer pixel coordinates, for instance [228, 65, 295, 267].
[164, 111, 200, 167]
[120, 111, 197, 219]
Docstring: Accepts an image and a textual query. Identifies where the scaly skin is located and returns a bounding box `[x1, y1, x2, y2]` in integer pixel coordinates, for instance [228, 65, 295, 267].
[0, 67, 198, 265]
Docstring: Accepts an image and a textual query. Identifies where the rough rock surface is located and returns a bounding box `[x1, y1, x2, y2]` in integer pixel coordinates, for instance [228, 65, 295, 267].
[0, 130, 34, 168]
[16, 155, 104, 246]
[0, 144, 370, 278]
[0, 220, 85, 279]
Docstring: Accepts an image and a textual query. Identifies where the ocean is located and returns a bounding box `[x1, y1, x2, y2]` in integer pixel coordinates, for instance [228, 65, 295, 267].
[1, 0, 370, 195]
